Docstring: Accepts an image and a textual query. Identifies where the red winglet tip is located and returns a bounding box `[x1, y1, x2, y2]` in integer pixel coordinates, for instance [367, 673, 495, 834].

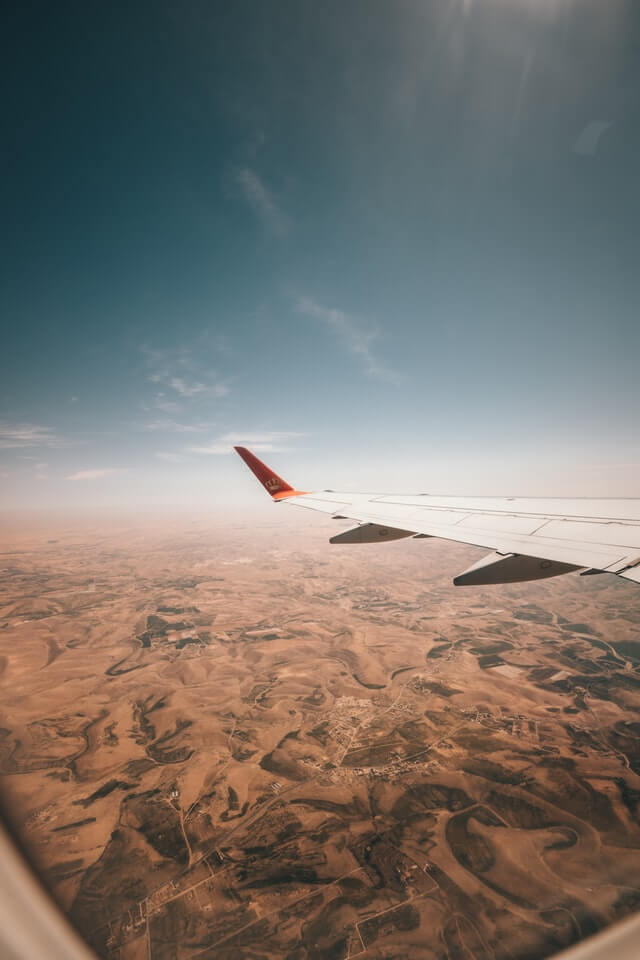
[234, 446, 306, 500]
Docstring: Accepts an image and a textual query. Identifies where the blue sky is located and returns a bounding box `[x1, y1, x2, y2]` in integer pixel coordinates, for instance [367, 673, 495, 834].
[2, 0, 639, 509]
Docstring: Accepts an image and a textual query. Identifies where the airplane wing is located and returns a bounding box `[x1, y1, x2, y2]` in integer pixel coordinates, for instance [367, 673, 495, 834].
[234, 446, 640, 586]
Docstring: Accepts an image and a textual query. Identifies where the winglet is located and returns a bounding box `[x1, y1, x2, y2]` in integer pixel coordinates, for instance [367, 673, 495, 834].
[234, 446, 307, 500]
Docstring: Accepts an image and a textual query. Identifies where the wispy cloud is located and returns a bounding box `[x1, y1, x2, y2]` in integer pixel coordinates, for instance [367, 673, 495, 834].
[169, 377, 228, 398]
[67, 468, 126, 481]
[573, 121, 612, 157]
[155, 451, 187, 463]
[153, 393, 180, 413]
[141, 418, 210, 433]
[142, 346, 229, 402]
[236, 166, 290, 237]
[296, 296, 401, 384]
[189, 431, 303, 455]
[0, 422, 63, 449]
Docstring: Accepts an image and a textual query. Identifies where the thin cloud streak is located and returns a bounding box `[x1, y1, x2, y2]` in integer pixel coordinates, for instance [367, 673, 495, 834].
[155, 451, 187, 462]
[236, 166, 290, 237]
[153, 394, 180, 413]
[141, 419, 211, 433]
[169, 377, 228, 398]
[142, 346, 229, 401]
[573, 121, 613, 156]
[189, 430, 303, 455]
[0, 422, 63, 449]
[67, 468, 126, 481]
[296, 297, 402, 384]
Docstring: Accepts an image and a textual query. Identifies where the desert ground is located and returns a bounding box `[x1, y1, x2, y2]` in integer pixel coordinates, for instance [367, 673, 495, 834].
[1, 509, 640, 960]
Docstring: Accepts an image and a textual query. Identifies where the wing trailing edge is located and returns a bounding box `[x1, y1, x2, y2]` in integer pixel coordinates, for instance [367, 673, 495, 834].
[619, 563, 640, 585]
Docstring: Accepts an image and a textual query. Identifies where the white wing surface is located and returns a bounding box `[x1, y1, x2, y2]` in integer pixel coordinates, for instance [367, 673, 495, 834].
[234, 447, 640, 587]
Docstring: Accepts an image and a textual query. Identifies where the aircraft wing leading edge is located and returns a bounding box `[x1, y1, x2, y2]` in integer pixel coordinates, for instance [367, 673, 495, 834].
[234, 447, 640, 587]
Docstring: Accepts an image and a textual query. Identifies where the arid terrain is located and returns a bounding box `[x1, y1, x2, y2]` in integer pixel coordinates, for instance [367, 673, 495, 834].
[1, 510, 640, 960]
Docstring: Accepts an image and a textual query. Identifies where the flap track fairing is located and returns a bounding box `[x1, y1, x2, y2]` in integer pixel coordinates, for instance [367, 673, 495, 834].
[454, 551, 581, 586]
[330, 523, 414, 545]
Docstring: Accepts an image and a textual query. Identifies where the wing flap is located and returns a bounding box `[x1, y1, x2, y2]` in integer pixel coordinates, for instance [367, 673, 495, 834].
[536, 519, 640, 550]
[619, 564, 640, 584]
